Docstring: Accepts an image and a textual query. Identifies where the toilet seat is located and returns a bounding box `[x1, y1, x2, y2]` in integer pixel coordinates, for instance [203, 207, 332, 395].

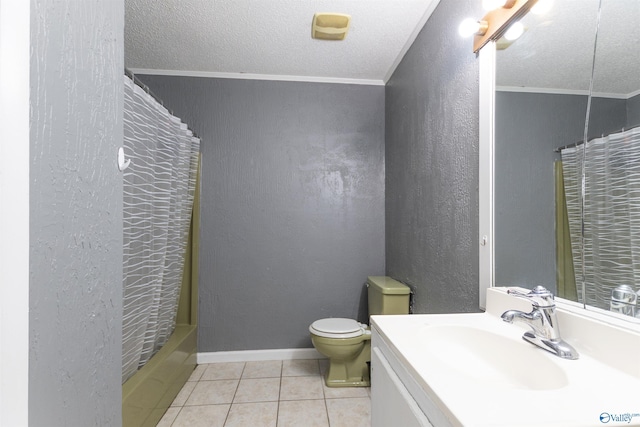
[309, 318, 367, 338]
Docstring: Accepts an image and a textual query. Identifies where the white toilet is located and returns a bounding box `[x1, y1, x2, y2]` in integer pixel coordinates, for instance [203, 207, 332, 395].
[309, 276, 410, 387]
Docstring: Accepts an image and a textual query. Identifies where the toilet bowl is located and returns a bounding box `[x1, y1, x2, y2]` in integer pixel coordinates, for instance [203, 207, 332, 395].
[309, 318, 372, 387]
[309, 276, 410, 388]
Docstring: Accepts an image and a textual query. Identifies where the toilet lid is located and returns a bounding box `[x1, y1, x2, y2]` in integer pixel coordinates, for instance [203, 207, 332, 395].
[309, 318, 365, 338]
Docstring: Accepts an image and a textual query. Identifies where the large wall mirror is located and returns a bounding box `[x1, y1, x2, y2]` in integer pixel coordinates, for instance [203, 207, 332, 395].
[491, 0, 640, 323]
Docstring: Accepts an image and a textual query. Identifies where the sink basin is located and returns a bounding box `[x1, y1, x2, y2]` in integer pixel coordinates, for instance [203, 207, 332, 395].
[417, 324, 569, 390]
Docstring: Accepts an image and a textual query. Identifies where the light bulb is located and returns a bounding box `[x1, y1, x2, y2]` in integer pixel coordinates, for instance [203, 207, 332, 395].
[458, 18, 481, 38]
[531, 0, 553, 15]
[504, 21, 524, 41]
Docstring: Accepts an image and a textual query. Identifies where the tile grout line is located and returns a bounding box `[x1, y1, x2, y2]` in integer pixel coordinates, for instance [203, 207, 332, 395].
[319, 361, 333, 427]
[316, 359, 332, 427]
[275, 369, 283, 427]
[223, 362, 246, 426]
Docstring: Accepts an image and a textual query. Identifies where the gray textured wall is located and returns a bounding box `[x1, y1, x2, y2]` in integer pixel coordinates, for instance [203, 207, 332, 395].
[589, 97, 628, 139]
[384, 0, 482, 314]
[626, 93, 640, 128]
[137, 76, 385, 351]
[29, 0, 123, 425]
[495, 92, 627, 291]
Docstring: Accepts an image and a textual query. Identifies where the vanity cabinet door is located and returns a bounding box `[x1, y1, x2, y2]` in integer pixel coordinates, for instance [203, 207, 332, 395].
[371, 347, 433, 427]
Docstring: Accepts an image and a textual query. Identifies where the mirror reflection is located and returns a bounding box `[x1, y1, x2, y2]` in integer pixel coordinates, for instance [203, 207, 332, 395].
[494, 0, 640, 320]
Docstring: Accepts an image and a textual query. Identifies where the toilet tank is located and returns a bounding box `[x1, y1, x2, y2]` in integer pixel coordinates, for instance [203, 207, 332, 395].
[367, 276, 410, 316]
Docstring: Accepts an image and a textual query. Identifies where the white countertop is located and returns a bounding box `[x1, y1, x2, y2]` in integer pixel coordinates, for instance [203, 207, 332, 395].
[371, 288, 640, 427]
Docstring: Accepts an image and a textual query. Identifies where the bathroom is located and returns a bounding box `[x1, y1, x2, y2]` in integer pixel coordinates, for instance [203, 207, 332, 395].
[1, 0, 638, 426]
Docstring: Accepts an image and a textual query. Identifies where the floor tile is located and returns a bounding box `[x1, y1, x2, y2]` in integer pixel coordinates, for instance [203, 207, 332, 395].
[171, 404, 230, 427]
[322, 382, 369, 399]
[233, 378, 281, 403]
[171, 381, 197, 406]
[156, 407, 180, 427]
[166, 360, 372, 427]
[224, 401, 278, 427]
[184, 380, 239, 406]
[201, 362, 245, 381]
[319, 359, 329, 376]
[279, 376, 324, 400]
[326, 397, 371, 427]
[282, 359, 320, 377]
[188, 364, 207, 381]
[242, 360, 282, 378]
[277, 399, 329, 427]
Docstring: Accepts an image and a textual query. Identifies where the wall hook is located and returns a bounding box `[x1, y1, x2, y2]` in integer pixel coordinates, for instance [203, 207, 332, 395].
[118, 147, 131, 171]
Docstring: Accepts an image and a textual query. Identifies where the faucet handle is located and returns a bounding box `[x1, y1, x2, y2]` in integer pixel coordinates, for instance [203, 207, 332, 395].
[507, 286, 555, 308]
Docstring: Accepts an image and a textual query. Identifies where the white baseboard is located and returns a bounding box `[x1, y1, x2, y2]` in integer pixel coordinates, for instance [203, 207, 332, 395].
[197, 348, 325, 364]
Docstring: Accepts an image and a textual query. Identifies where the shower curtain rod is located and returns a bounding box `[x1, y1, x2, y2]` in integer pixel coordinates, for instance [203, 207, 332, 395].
[554, 125, 638, 153]
[124, 68, 199, 139]
[554, 141, 583, 153]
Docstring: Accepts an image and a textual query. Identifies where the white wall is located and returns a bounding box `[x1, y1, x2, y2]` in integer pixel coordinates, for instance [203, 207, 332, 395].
[0, 1, 30, 425]
[0, 0, 30, 426]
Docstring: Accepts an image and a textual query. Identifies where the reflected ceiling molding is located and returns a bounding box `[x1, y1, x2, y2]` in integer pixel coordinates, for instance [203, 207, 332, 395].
[496, 85, 637, 100]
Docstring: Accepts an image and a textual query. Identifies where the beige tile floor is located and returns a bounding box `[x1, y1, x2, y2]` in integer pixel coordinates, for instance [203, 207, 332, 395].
[157, 359, 371, 427]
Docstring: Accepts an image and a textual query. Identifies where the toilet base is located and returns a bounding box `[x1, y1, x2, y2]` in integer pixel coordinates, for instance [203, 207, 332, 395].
[310, 330, 372, 388]
[323, 341, 371, 388]
[324, 372, 370, 388]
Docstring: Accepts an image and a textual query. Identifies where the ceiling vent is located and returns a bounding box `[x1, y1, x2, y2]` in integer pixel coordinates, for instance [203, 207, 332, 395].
[311, 13, 351, 41]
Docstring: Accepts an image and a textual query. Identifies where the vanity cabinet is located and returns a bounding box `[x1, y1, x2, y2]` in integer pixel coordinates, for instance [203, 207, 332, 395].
[370, 346, 431, 427]
[371, 323, 450, 427]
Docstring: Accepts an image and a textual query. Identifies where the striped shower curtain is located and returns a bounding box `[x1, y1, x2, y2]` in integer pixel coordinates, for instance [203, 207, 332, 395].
[121, 75, 200, 384]
[561, 126, 640, 311]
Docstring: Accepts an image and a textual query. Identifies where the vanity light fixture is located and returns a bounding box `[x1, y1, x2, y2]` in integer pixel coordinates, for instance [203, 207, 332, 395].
[496, 23, 527, 50]
[458, 18, 489, 38]
[503, 21, 525, 41]
[462, 0, 539, 53]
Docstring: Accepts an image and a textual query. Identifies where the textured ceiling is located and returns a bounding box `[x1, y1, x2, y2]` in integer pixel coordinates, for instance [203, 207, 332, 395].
[126, 0, 639, 94]
[496, 0, 640, 97]
[125, 0, 442, 85]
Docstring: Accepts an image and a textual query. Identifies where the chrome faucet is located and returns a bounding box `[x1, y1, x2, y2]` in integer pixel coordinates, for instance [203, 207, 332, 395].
[501, 286, 579, 360]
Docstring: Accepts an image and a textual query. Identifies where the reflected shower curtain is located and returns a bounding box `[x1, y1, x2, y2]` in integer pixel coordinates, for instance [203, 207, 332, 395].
[561, 126, 640, 310]
[122, 75, 200, 384]
[554, 161, 577, 301]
